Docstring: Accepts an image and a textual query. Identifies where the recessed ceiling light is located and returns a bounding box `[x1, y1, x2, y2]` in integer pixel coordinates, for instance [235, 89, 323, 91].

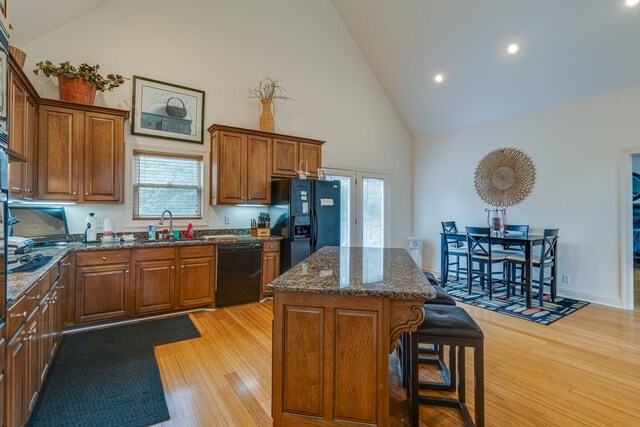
[626, 0, 639, 7]
[507, 43, 519, 55]
[434, 74, 444, 83]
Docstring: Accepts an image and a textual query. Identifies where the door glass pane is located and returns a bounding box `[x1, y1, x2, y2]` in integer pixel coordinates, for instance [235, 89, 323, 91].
[327, 174, 351, 246]
[362, 178, 384, 248]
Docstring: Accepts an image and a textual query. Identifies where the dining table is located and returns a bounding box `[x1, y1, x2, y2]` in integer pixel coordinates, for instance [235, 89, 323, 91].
[440, 231, 554, 309]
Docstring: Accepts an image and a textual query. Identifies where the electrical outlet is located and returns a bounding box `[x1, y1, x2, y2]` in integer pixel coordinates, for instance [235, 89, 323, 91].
[224, 216, 231, 225]
[562, 274, 570, 284]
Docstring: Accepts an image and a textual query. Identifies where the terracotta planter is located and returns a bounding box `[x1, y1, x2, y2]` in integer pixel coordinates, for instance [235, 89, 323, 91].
[259, 99, 275, 133]
[58, 75, 97, 105]
[8, 45, 26, 69]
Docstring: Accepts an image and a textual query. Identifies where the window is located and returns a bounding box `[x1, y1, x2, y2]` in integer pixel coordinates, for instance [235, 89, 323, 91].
[133, 151, 203, 219]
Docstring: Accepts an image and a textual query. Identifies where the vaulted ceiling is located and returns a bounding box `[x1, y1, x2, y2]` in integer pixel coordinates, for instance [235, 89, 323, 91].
[10, 1, 640, 137]
[332, 0, 640, 135]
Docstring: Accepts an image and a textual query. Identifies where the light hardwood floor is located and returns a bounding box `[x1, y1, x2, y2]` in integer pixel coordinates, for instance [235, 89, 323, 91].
[154, 300, 640, 426]
[634, 268, 640, 307]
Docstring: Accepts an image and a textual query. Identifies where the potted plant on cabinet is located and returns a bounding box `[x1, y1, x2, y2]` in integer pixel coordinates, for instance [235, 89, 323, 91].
[33, 61, 127, 105]
[248, 77, 292, 133]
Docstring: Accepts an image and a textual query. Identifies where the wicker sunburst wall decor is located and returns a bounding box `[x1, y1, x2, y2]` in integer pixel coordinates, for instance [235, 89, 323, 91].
[474, 148, 536, 207]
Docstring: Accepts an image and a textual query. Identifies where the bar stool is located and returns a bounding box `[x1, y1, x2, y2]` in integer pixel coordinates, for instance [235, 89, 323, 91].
[400, 281, 457, 390]
[407, 305, 485, 427]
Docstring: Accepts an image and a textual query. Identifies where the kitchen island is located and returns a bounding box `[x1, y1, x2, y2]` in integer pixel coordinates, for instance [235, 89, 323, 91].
[268, 246, 435, 427]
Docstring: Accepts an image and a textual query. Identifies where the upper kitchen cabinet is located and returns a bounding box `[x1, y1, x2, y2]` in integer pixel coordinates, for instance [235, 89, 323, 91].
[8, 54, 38, 200]
[37, 100, 128, 203]
[208, 124, 324, 205]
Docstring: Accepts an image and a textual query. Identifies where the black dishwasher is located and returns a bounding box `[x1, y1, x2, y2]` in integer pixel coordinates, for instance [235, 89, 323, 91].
[216, 242, 262, 308]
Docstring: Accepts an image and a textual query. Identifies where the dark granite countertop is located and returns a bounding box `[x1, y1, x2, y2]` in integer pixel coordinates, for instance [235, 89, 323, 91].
[267, 246, 435, 300]
[6, 235, 282, 307]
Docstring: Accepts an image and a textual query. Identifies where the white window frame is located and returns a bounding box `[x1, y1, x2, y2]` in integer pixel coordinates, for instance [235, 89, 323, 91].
[123, 140, 211, 230]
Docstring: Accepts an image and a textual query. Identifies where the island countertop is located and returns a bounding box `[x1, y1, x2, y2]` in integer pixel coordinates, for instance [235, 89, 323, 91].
[268, 246, 435, 300]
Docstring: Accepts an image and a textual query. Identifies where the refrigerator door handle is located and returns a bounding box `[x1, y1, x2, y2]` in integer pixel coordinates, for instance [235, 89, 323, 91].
[311, 208, 318, 252]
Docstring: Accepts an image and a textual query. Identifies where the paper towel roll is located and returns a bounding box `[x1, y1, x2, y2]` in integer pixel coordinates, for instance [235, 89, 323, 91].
[103, 217, 114, 237]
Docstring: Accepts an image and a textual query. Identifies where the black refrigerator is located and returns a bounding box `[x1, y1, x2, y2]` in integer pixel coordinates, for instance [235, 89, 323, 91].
[269, 178, 340, 272]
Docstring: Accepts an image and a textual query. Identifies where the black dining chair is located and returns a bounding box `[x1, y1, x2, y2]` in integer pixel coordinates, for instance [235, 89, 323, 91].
[506, 228, 559, 306]
[442, 221, 468, 283]
[502, 224, 529, 280]
[466, 226, 508, 300]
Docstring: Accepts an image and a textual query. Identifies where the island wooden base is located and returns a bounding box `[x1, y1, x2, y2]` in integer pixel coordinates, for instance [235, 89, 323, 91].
[272, 291, 425, 426]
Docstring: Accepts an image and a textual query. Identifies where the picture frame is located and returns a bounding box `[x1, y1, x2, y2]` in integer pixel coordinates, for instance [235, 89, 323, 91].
[131, 76, 205, 144]
[317, 168, 327, 180]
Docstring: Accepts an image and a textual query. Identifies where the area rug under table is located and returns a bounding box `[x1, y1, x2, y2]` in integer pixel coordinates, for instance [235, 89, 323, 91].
[27, 316, 201, 427]
[425, 273, 589, 325]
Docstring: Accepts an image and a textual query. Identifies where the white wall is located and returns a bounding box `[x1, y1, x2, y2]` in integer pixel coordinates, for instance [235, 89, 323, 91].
[414, 85, 640, 307]
[19, 0, 413, 244]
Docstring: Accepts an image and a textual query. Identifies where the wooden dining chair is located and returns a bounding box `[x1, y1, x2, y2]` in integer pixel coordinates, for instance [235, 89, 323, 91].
[441, 221, 467, 283]
[466, 226, 508, 300]
[506, 228, 559, 306]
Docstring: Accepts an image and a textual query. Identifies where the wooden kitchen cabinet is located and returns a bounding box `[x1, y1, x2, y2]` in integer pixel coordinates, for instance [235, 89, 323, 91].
[75, 263, 132, 323]
[6, 325, 26, 427]
[135, 259, 176, 314]
[8, 55, 38, 200]
[38, 291, 52, 384]
[37, 100, 128, 203]
[261, 241, 281, 297]
[179, 257, 215, 307]
[271, 138, 298, 177]
[209, 124, 323, 205]
[24, 309, 40, 417]
[212, 129, 271, 205]
[0, 325, 6, 427]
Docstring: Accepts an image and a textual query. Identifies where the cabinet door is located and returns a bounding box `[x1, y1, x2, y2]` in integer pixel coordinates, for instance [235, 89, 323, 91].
[135, 260, 176, 314]
[83, 112, 124, 203]
[50, 287, 63, 359]
[217, 131, 246, 204]
[246, 135, 271, 204]
[39, 295, 51, 384]
[6, 326, 26, 427]
[299, 143, 322, 179]
[22, 97, 37, 200]
[272, 139, 298, 177]
[8, 72, 26, 198]
[261, 251, 280, 296]
[75, 264, 132, 323]
[179, 257, 215, 307]
[38, 106, 81, 200]
[25, 310, 40, 418]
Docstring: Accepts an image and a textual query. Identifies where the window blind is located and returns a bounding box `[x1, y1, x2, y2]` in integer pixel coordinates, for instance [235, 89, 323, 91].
[132, 151, 203, 219]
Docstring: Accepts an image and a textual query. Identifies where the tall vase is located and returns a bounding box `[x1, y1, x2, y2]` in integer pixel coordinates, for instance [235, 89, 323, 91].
[259, 99, 275, 133]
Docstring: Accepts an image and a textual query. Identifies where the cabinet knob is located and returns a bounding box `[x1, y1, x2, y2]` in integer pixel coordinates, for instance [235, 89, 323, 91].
[101, 256, 107, 260]
[12, 311, 27, 319]
[248, 197, 252, 200]
[170, 266, 175, 270]
[125, 270, 130, 274]
[85, 192, 89, 196]
[73, 192, 77, 195]
[61, 263, 71, 266]
[27, 295, 40, 301]
[181, 265, 185, 268]
[23, 335, 32, 342]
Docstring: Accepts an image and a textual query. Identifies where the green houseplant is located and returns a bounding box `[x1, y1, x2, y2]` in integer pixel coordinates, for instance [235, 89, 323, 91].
[33, 61, 127, 105]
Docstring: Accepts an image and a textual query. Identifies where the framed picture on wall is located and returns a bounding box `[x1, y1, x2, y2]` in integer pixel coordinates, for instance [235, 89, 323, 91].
[317, 168, 327, 180]
[131, 76, 205, 144]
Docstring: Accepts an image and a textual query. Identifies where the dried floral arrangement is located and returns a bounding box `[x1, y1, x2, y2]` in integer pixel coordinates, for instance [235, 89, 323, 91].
[248, 77, 293, 104]
[33, 61, 127, 92]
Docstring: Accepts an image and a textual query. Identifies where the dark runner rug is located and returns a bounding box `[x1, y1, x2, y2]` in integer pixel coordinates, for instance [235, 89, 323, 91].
[27, 316, 201, 427]
[425, 272, 589, 325]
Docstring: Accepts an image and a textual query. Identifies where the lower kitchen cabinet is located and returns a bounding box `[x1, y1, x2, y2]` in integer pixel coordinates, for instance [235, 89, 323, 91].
[135, 259, 176, 314]
[6, 325, 26, 427]
[179, 257, 215, 307]
[75, 264, 132, 323]
[261, 252, 280, 297]
[24, 309, 40, 417]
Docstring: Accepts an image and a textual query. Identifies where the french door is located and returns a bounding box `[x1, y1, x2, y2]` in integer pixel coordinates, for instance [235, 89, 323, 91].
[325, 168, 388, 248]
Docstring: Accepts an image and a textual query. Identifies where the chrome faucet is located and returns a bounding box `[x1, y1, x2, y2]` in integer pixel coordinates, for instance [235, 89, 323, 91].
[159, 210, 174, 239]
